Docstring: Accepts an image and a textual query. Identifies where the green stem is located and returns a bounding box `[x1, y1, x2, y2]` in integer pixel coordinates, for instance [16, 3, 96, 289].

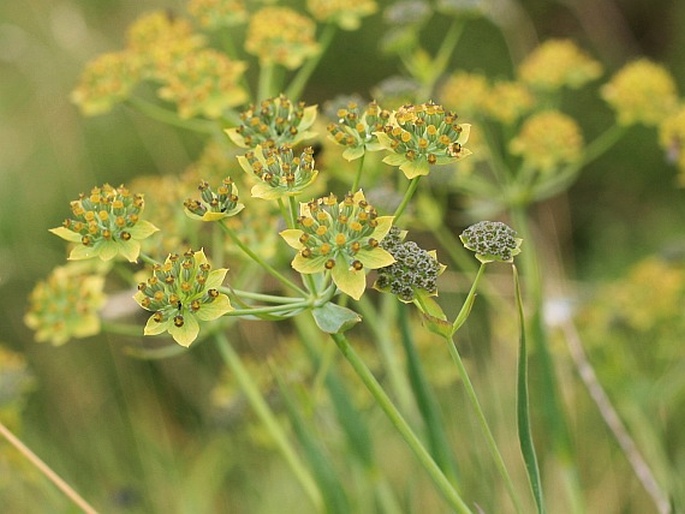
[445, 334, 525, 514]
[393, 177, 421, 222]
[0, 421, 99, 514]
[351, 152, 366, 192]
[285, 23, 338, 101]
[418, 18, 465, 98]
[125, 97, 218, 134]
[214, 332, 324, 512]
[452, 262, 486, 333]
[219, 221, 307, 296]
[224, 288, 305, 304]
[330, 332, 473, 514]
[257, 62, 275, 102]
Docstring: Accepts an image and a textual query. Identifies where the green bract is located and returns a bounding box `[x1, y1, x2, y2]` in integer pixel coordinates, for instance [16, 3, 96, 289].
[134, 249, 233, 347]
[459, 221, 522, 264]
[375, 101, 472, 179]
[237, 144, 318, 199]
[49, 184, 159, 262]
[280, 191, 395, 300]
[225, 94, 318, 149]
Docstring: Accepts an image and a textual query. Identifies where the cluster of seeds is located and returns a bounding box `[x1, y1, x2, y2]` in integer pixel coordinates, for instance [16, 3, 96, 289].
[376, 227, 441, 302]
[226, 94, 317, 149]
[459, 221, 522, 263]
[184, 177, 244, 220]
[239, 145, 318, 199]
[135, 250, 223, 329]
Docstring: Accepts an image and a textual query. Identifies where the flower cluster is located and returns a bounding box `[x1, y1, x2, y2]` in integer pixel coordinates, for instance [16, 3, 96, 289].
[518, 39, 603, 91]
[375, 101, 472, 179]
[156, 49, 248, 119]
[245, 7, 319, 69]
[482, 81, 535, 125]
[226, 95, 318, 149]
[134, 249, 233, 347]
[280, 191, 395, 300]
[375, 227, 444, 302]
[438, 71, 489, 117]
[509, 110, 584, 173]
[307, 0, 377, 30]
[601, 59, 678, 126]
[184, 177, 245, 221]
[460, 221, 522, 264]
[238, 145, 318, 200]
[326, 100, 391, 160]
[24, 264, 107, 345]
[187, 0, 248, 29]
[50, 184, 159, 262]
[69, 52, 142, 116]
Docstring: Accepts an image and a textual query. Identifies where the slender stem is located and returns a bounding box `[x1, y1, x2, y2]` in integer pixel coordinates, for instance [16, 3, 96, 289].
[225, 302, 309, 317]
[452, 262, 486, 333]
[285, 23, 338, 101]
[418, 18, 465, 98]
[351, 152, 366, 193]
[560, 320, 671, 514]
[0, 421, 99, 514]
[214, 332, 324, 512]
[330, 332, 473, 514]
[393, 177, 421, 222]
[445, 335, 525, 514]
[257, 62, 275, 102]
[224, 288, 305, 304]
[125, 97, 218, 134]
[218, 221, 307, 296]
[287, 196, 300, 229]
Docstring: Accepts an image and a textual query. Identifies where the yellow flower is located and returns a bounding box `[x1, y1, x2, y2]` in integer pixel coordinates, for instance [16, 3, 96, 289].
[238, 145, 319, 200]
[509, 110, 584, 173]
[25, 263, 107, 345]
[70, 51, 142, 116]
[245, 7, 319, 69]
[518, 39, 602, 91]
[50, 184, 159, 262]
[156, 49, 248, 119]
[601, 59, 678, 126]
[482, 81, 535, 125]
[226, 95, 318, 149]
[184, 177, 245, 221]
[280, 191, 395, 300]
[187, 0, 248, 29]
[307, 0, 377, 30]
[438, 71, 489, 116]
[375, 101, 472, 179]
[326, 100, 391, 161]
[134, 249, 233, 347]
[126, 11, 205, 78]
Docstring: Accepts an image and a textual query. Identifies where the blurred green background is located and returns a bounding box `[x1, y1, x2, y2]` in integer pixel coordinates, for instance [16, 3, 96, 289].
[2, 0, 685, 512]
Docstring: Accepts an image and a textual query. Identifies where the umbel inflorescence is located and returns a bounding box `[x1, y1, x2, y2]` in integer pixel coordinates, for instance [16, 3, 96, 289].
[49, 184, 159, 262]
[134, 249, 233, 347]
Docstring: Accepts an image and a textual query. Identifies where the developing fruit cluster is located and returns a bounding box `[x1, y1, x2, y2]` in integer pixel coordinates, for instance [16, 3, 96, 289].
[459, 221, 522, 263]
[376, 227, 441, 302]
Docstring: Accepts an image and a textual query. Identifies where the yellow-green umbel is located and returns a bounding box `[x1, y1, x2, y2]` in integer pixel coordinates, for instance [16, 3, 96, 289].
[184, 177, 245, 221]
[50, 184, 159, 262]
[237, 144, 318, 199]
[280, 191, 395, 300]
[225, 94, 318, 149]
[375, 101, 472, 179]
[24, 263, 107, 346]
[326, 100, 390, 161]
[134, 249, 233, 347]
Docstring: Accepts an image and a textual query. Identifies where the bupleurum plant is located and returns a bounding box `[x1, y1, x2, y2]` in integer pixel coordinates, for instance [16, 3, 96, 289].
[20, 1, 681, 513]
